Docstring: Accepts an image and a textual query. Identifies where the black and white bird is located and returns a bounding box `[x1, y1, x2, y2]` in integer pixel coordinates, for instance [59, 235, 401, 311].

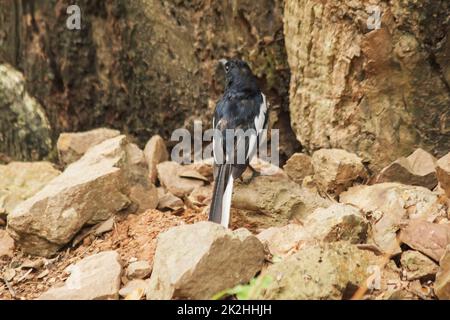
[209, 59, 268, 228]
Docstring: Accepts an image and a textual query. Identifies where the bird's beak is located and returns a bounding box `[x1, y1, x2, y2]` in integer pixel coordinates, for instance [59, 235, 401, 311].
[219, 58, 228, 67]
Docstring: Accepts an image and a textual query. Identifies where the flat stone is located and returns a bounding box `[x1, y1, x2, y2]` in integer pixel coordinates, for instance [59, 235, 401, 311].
[38, 251, 122, 300]
[57, 128, 120, 166]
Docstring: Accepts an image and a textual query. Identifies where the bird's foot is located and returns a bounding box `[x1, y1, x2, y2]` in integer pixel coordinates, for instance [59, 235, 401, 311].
[241, 165, 261, 184]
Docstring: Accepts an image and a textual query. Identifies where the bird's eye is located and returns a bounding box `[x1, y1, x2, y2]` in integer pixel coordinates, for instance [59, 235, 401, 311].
[225, 63, 230, 73]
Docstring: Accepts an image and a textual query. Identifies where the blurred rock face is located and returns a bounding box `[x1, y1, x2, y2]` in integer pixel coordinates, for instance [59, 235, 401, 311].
[284, 0, 450, 170]
[0, 0, 297, 161]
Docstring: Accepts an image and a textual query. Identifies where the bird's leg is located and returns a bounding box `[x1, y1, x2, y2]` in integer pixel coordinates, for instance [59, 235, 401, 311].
[241, 165, 261, 184]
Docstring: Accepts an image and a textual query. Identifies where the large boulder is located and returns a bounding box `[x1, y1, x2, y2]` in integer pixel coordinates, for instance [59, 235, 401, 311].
[340, 183, 447, 254]
[38, 251, 122, 300]
[284, 0, 450, 170]
[0, 162, 61, 215]
[374, 148, 438, 189]
[7, 135, 154, 257]
[311, 149, 367, 195]
[232, 175, 332, 228]
[257, 242, 381, 299]
[0, 64, 52, 161]
[57, 128, 120, 166]
[146, 222, 265, 300]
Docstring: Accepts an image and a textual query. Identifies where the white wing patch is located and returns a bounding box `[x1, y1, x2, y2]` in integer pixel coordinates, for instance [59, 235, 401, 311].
[247, 93, 267, 160]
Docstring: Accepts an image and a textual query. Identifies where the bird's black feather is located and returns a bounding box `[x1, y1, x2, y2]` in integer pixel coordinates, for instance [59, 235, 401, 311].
[208, 59, 268, 227]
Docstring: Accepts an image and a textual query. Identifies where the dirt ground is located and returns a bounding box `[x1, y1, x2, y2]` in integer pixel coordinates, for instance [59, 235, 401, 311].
[0, 208, 209, 300]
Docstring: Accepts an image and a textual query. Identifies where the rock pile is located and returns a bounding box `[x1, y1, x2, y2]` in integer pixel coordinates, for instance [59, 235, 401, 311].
[0, 129, 449, 300]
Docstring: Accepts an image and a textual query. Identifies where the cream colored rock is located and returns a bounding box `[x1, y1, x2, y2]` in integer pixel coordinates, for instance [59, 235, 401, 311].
[436, 153, 450, 198]
[57, 128, 120, 166]
[0, 161, 60, 215]
[257, 242, 381, 300]
[399, 220, 450, 262]
[38, 251, 122, 300]
[157, 161, 204, 198]
[157, 188, 184, 211]
[257, 224, 310, 257]
[146, 222, 265, 300]
[312, 149, 367, 195]
[143, 135, 169, 184]
[126, 260, 152, 280]
[340, 183, 446, 254]
[435, 245, 450, 300]
[7, 136, 136, 257]
[0, 229, 14, 259]
[374, 148, 437, 189]
[303, 204, 368, 244]
[119, 279, 149, 299]
[232, 175, 332, 228]
[188, 185, 213, 207]
[400, 250, 439, 281]
[283, 153, 313, 185]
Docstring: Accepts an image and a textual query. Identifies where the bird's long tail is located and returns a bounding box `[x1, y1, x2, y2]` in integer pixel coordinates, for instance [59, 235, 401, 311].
[209, 163, 233, 228]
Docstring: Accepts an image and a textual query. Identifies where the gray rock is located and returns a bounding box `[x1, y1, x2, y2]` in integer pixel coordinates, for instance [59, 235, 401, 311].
[146, 222, 265, 300]
[38, 251, 122, 300]
[0, 64, 52, 161]
[257, 242, 380, 300]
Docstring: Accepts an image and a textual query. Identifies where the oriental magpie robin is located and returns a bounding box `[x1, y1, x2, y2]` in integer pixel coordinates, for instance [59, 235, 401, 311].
[209, 59, 268, 228]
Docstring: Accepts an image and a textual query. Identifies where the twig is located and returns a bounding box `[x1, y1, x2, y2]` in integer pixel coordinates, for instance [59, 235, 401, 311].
[16, 269, 33, 283]
[2, 277, 16, 298]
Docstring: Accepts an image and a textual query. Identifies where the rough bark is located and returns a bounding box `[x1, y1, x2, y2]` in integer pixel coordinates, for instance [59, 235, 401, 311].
[0, 0, 298, 161]
[285, 0, 450, 170]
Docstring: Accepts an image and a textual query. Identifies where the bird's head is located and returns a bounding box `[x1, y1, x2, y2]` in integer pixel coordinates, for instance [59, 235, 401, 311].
[219, 58, 259, 92]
